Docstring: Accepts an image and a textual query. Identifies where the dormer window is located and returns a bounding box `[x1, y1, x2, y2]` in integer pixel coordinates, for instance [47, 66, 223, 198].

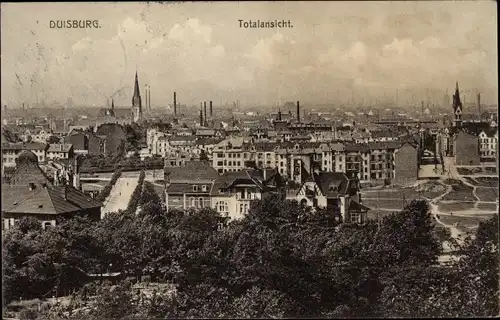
[201, 185, 207, 192]
[193, 185, 198, 192]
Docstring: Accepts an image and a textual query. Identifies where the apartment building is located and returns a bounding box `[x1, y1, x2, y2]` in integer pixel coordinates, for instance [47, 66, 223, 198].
[478, 128, 498, 161]
[454, 130, 480, 165]
[212, 137, 246, 173]
[1, 142, 48, 170]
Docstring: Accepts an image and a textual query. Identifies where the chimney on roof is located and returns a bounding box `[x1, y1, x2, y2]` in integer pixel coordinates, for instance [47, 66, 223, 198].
[209, 101, 213, 117]
[173, 92, 177, 116]
[28, 182, 36, 191]
[296, 101, 300, 123]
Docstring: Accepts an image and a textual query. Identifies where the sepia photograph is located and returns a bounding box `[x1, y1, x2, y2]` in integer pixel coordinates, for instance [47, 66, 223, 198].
[1, 1, 498, 319]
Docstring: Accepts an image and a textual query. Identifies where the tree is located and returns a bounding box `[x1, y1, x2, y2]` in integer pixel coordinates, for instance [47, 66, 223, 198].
[46, 135, 60, 144]
[199, 149, 210, 161]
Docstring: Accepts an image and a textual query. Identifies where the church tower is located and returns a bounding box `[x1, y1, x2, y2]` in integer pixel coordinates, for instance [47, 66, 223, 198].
[452, 82, 463, 128]
[132, 71, 142, 122]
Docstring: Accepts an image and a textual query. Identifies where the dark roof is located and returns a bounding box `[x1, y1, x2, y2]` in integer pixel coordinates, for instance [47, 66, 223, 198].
[349, 201, 370, 212]
[210, 169, 279, 196]
[480, 128, 497, 137]
[367, 141, 403, 151]
[344, 143, 370, 153]
[166, 161, 219, 183]
[313, 172, 349, 197]
[2, 185, 101, 215]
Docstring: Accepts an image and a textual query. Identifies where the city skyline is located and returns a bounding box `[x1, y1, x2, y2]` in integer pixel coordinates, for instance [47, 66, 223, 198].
[1, 1, 497, 107]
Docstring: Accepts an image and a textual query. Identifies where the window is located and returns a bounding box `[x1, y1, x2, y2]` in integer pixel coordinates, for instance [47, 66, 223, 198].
[198, 197, 204, 208]
[216, 201, 229, 213]
[350, 212, 361, 224]
[190, 197, 196, 207]
[193, 185, 198, 192]
[201, 185, 207, 192]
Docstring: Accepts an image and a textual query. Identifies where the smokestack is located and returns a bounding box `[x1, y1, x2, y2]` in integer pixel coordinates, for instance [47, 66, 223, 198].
[209, 101, 213, 117]
[149, 86, 151, 110]
[199, 109, 203, 126]
[296, 101, 300, 123]
[145, 85, 148, 109]
[204, 101, 207, 123]
[477, 92, 481, 121]
[173, 92, 177, 116]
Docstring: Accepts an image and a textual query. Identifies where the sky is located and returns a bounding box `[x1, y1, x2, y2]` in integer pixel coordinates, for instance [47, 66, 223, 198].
[1, 1, 497, 108]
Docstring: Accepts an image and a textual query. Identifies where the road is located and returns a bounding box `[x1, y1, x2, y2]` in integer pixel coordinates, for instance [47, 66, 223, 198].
[101, 177, 139, 218]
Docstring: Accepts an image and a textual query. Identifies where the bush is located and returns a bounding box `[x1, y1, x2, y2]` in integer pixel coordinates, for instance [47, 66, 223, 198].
[96, 169, 122, 202]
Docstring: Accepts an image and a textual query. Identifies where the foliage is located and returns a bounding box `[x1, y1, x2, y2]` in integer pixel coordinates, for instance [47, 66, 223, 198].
[125, 170, 145, 215]
[46, 135, 60, 144]
[4, 195, 499, 318]
[123, 123, 145, 152]
[95, 168, 122, 202]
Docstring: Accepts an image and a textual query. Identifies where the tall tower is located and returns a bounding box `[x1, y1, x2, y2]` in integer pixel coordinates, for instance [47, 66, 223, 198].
[132, 71, 142, 122]
[452, 82, 463, 128]
[111, 98, 115, 111]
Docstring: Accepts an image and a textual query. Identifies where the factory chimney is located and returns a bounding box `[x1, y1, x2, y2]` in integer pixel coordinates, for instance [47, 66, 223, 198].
[296, 101, 300, 123]
[173, 92, 177, 116]
[149, 86, 151, 110]
[204, 101, 207, 124]
[199, 109, 203, 126]
[477, 92, 481, 121]
[145, 85, 148, 109]
[209, 101, 213, 117]
[421, 101, 424, 115]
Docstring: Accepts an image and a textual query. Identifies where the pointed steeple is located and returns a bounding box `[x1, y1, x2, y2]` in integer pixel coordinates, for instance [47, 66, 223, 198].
[111, 98, 114, 110]
[133, 71, 140, 100]
[132, 71, 142, 122]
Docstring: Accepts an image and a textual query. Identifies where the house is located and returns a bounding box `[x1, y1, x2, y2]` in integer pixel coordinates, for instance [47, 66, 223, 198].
[454, 130, 480, 165]
[165, 161, 219, 211]
[1, 142, 48, 173]
[290, 171, 369, 224]
[2, 150, 101, 230]
[47, 144, 74, 161]
[210, 168, 284, 220]
[393, 142, 419, 186]
[478, 128, 498, 162]
[95, 123, 126, 157]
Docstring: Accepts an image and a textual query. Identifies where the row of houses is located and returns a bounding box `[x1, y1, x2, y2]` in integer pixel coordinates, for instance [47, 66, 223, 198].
[165, 161, 370, 223]
[1, 142, 73, 170]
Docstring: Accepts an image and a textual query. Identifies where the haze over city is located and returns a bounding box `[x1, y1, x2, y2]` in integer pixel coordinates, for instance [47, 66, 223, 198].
[1, 1, 497, 107]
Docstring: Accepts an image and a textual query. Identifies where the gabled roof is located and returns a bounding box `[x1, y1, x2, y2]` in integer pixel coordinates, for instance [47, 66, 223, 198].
[313, 172, 350, 197]
[47, 144, 73, 153]
[2, 185, 102, 215]
[166, 161, 219, 183]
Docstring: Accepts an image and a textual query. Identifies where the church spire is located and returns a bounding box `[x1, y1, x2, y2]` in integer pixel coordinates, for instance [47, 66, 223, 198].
[111, 98, 114, 110]
[133, 71, 140, 101]
[132, 71, 142, 122]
